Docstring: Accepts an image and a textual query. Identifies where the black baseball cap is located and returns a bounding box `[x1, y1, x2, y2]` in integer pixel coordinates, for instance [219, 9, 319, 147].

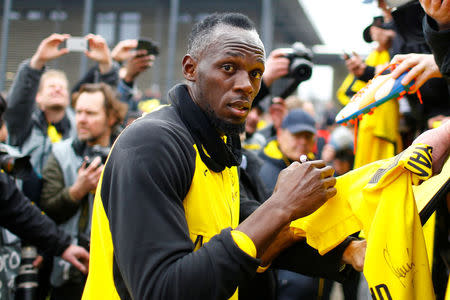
[363, 16, 394, 43]
[281, 109, 316, 134]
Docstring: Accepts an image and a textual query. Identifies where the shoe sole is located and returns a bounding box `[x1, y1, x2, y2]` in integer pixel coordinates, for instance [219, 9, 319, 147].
[336, 73, 413, 125]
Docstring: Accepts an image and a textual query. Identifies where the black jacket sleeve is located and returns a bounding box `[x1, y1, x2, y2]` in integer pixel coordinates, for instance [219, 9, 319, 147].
[423, 16, 450, 82]
[40, 153, 80, 223]
[71, 63, 120, 93]
[4, 59, 43, 147]
[103, 117, 260, 300]
[272, 237, 357, 283]
[0, 172, 71, 256]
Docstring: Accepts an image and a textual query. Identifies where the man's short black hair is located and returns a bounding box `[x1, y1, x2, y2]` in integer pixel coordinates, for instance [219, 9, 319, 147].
[187, 12, 257, 58]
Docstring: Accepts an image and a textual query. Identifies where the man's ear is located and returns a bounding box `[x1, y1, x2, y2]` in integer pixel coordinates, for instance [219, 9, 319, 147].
[36, 92, 42, 104]
[182, 55, 197, 82]
[108, 116, 117, 128]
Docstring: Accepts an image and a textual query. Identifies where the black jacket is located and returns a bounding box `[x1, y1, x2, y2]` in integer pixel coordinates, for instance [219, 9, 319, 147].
[0, 172, 71, 256]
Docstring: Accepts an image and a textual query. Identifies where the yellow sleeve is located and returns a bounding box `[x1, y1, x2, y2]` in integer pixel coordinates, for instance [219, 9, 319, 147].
[230, 230, 272, 273]
[230, 230, 257, 258]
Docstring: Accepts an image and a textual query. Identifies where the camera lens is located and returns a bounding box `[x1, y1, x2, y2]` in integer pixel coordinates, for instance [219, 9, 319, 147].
[15, 246, 39, 300]
[290, 58, 313, 81]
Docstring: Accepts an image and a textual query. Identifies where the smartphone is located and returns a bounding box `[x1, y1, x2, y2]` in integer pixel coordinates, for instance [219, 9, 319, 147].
[136, 38, 159, 57]
[66, 37, 88, 52]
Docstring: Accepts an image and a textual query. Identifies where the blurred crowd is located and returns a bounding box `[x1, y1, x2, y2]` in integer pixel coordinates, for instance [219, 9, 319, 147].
[0, 0, 449, 299]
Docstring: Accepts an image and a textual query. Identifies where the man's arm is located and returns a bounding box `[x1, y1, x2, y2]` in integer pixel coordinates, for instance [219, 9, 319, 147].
[116, 52, 154, 108]
[71, 34, 120, 93]
[0, 171, 90, 273]
[40, 153, 103, 223]
[240, 182, 364, 278]
[413, 119, 450, 174]
[4, 60, 43, 146]
[40, 153, 79, 223]
[0, 171, 68, 256]
[5, 34, 69, 146]
[423, 16, 450, 81]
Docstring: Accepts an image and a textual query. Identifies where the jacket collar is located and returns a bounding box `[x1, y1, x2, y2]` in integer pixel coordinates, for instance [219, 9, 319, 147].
[34, 109, 72, 139]
[169, 84, 242, 172]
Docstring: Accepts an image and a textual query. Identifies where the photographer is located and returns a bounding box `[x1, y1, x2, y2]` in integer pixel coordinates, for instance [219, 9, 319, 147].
[0, 95, 89, 300]
[40, 83, 126, 300]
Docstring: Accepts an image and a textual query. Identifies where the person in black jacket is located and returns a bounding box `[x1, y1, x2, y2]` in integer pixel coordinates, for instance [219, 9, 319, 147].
[0, 171, 90, 299]
[0, 171, 89, 270]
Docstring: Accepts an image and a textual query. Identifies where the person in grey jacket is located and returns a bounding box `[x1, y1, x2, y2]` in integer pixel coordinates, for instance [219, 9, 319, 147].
[4, 33, 118, 176]
[40, 83, 126, 300]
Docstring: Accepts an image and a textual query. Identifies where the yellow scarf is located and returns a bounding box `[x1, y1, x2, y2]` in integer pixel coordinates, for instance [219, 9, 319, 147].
[47, 124, 62, 143]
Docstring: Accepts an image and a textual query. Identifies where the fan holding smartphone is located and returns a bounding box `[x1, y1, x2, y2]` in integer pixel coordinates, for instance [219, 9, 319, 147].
[111, 38, 158, 84]
[136, 38, 160, 57]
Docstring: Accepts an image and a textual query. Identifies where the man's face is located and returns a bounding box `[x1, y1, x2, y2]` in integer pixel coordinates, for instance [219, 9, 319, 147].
[245, 107, 261, 135]
[370, 26, 395, 48]
[75, 91, 110, 146]
[36, 76, 69, 110]
[278, 129, 315, 161]
[187, 27, 265, 134]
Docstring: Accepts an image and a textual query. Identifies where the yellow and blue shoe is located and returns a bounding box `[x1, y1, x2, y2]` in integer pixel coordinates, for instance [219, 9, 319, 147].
[335, 70, 415, 125]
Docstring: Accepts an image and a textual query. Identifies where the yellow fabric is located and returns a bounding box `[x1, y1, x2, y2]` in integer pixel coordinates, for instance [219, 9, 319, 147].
[182, 145, 241, 300]
[242, 143, 262, 151]
[422, 213, 435, 271]
[82, 171, 121, 300]
[336, 49, 401, 168]
[137, 98, 161, 113]
[354, 97, 402, 168]
[337, 75, 367, 106]
[263, 139, 314, 163]
[291, 143, 435, 299]
[353, 50, 402, 168]
[263, 140, 283, 160]
[230, 230, 257, 258]
[47, 124, 62, 143]
[256, 119, 268, 130]
[446, 279, 450, 300]
[256, 264, 271, 273]
[413, 156, 450, 213]
[337, 50, 390, 106]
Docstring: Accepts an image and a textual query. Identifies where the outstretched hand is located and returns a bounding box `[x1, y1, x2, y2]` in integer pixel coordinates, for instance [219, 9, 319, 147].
[30, 33, 70, 70]
[345, 52, 366, 78]
[111, 39, 139, 63]
[123, 53, 155, 83]
[342, 240, 366, 272]
[419, 0, 450, 30]
[85, 34, 113, 74]
[61, 245, 90, 274]
[390, 53, 442, 93]
[263, 49, 290, 87]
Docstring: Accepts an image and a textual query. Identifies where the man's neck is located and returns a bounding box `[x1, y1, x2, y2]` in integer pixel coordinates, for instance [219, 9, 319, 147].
[86, 132, 111, 148]
[43, 107, 66, 124]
